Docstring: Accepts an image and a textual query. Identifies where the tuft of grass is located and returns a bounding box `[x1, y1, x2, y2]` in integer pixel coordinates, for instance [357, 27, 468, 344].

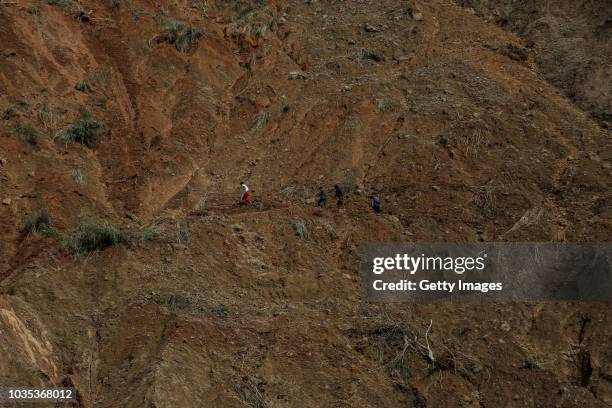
[14, 125, 43, 146]
[23, 209, 53, 236]
[287, 71, 306, 80]
[224, 0, 266, 18]
[320, 220, 338, 240]
[110, 0, 128, 9]
[71, 169, 86, 185]
[44, 0, 74, 7]
[472, 184, 496, 215]
[130, 8, 145, 20]
[176, 223, 191, 244]
[462, 129, 484, 160]
[87, 65, 114, 90]
[254, 111, 270, 129]
[27, 6, 42, 16]
[2, 107, 16, 120]
[191, 1, 209, 18]
[157, 18, 204, 52]
[1, 49, 17, 59]
[344, 170, 359, 195]
[141, 225, 162, 241]
[38, 103, 61, 132]
[75, 81, 93, 93]
[44, 0, 84, 17]
[61, 111, 109, 147]
[212, 303, 230, 317]
[69, 219, 126, 255]
[293, 218, 310, 240]
[92, 66, 112, 88]
[362, 48, 385, 62]
[234, 383, 269, 408]
[17, 99, 31, 115]
[376, 98, 400, 113]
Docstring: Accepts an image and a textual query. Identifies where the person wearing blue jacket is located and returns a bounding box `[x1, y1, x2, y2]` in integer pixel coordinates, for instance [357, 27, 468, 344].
[370, 194, 381, 213]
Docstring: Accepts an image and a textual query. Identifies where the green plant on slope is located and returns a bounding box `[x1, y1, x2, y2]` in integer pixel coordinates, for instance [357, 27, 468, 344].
[69, 219, 126, 255]
[2, 107, 16, 120]
[320, 220, 338, 240]
[294, 219, 310, 240]
[44, 0, 84, 17]
[23, 209, 53, 236]
[156, 17, 204, 52]
[61, 111, 109, 147]
[14, 125, 43, 146]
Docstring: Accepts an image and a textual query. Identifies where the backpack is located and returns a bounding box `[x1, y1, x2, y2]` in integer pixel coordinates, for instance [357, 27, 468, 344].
[372, 196, 380, 206]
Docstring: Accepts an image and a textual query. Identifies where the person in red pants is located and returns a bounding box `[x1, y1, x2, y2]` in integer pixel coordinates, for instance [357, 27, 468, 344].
[240, 181, 253, 205]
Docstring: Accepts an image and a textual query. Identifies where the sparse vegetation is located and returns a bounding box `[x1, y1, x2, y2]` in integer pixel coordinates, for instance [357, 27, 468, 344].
[190, 1, 209, 18]
[69, 219, 126, 255]
[376, 98, 400, 113]
[92, 66, 112, 88]
[75, 81, 93, 93]
[344, 170, 359, 195]
[242, 22, 269, 38]
[287, 71, 306, 80]
[23, 209, 53, 236]
[362, 48, 385, 62]
[141, 225, 162, 241]
[193, 196, 208, 214]
[26, 6, 42, 17]
[176, 223, 191, 244]
[254, 111, 270, 129]
[280, 185, 313, 204]
[1, 49, 17, 59]
[14, 125, 43, 146]
[472, 184, 497, 215]
[212, 303, 230, 317]
[168, 293, 191, 310]
[71, 169, 86, 185]
[154, 18, 204, 52]
[320, 220, 338, 240]
[17, 99, 31, 114]
[61, 111, 109, 147]
[44, 0, 86, 19]
[38, 103, 61, 132]
[520, 358, 546, 371]
[44, 0, 74, 7]
[2, 107, 16, 120]
[234, 382, 269, 408]
[130, 8, 145, 20]
[110, 0, 130, 9]
[502, 206, 544, 237]
[224, 0, 266, 19]
[462, 128, 484, 160]
[293, 218, 310, 240]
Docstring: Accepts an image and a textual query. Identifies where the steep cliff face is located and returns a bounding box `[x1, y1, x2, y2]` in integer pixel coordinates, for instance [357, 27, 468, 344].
[458, 0, 612, 125]
[0, 1, 610, 407]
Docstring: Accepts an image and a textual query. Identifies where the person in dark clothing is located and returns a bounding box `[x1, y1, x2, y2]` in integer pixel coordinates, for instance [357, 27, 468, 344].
[370, 195, 381, 213]
[334, 184, 344, 208]
[317, 186, 327, 207]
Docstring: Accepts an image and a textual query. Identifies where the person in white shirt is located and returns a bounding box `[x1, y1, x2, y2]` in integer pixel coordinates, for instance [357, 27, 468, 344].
[240, 181, 252, 204]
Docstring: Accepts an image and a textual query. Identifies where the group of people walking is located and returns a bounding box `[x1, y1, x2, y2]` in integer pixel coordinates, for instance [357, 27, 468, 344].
[239, 181, 381, 213]
[317, 184, 381, 213]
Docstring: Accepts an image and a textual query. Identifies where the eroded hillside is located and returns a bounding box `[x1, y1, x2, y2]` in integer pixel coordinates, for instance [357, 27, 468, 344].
[458, 0, 611, 125]
[0, 0, 610, 407]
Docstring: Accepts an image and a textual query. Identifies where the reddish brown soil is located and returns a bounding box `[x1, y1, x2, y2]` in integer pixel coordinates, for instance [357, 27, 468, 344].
[0, 1, 610, 407]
